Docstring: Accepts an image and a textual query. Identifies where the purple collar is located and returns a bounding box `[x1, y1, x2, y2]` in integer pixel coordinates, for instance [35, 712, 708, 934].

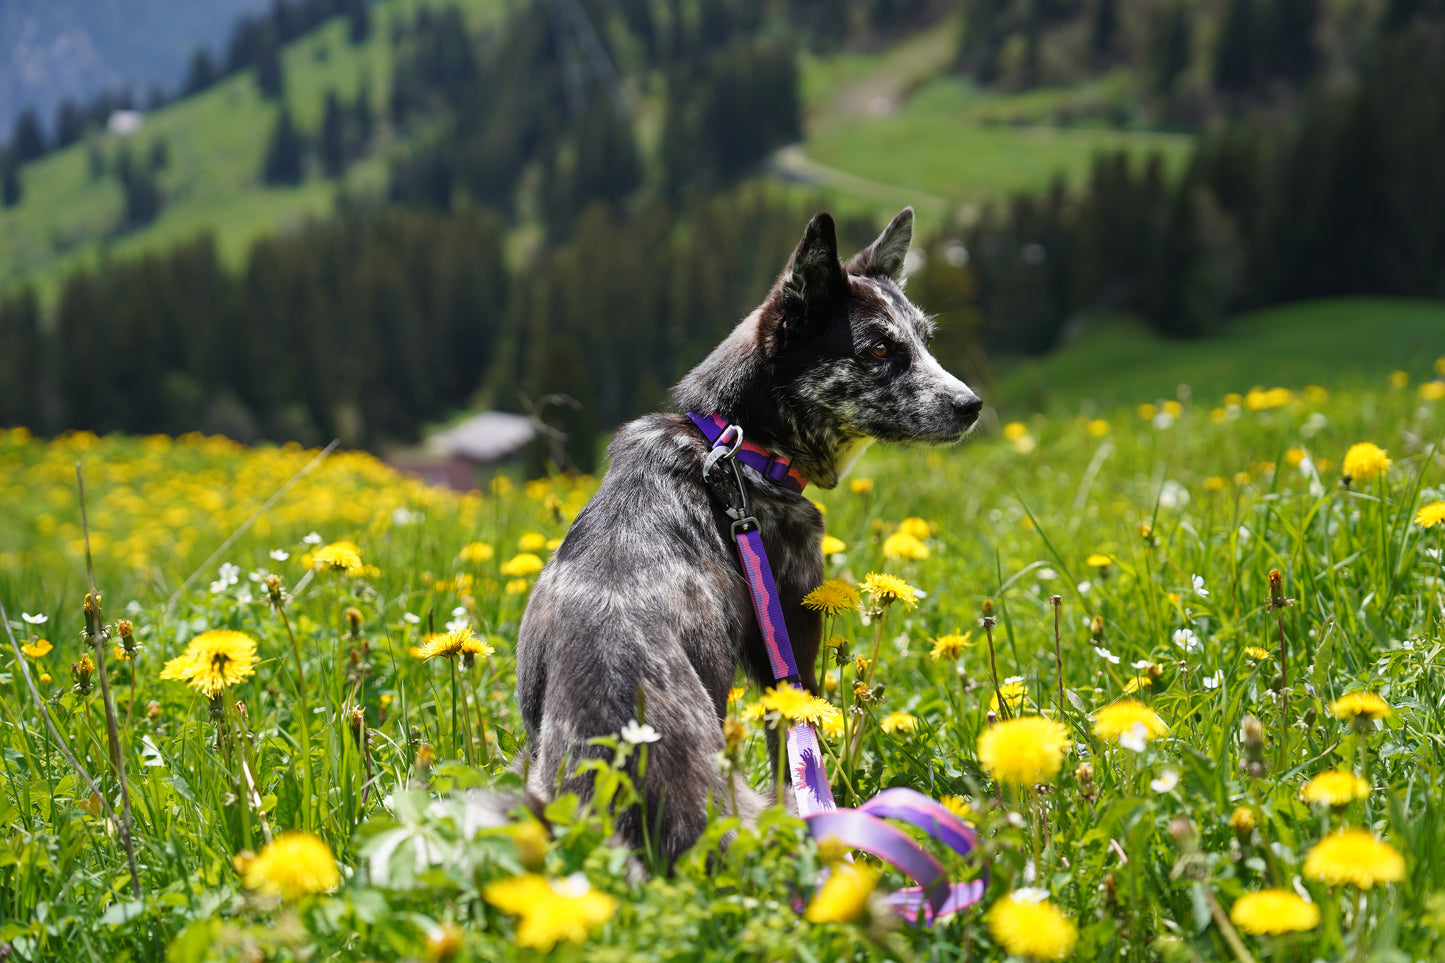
[686, 412, 808, 493]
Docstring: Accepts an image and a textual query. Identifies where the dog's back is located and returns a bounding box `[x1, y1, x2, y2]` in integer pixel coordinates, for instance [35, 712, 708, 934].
[514, 207, 980, 862]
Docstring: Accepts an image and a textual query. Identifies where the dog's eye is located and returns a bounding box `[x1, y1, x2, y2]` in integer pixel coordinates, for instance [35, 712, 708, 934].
[870, 341, 889, 358]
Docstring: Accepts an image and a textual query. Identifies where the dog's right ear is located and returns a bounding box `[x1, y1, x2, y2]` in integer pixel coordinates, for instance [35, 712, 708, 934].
[780, 213, 848, 321]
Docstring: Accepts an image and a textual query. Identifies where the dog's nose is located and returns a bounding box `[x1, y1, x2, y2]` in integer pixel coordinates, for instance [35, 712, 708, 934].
[954, 393, 982, 425]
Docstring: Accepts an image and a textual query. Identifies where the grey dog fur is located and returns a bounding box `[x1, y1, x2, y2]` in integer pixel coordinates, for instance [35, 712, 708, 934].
[514, 207, 981, 863]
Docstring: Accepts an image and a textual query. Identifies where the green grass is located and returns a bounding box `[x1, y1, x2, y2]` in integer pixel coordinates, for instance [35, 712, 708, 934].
[4, 361, 1445, 959]
[996, 297, 1445, 413]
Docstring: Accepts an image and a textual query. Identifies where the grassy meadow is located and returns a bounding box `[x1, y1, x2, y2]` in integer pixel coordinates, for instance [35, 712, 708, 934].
[5, 359, 1445, 959]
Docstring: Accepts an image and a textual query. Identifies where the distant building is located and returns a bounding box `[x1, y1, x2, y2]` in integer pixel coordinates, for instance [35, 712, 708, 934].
[388, 411, 537, 491]
[107, 110, 144, 136]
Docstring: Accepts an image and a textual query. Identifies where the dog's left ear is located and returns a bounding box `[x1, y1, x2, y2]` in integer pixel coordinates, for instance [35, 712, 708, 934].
[846, 207, 914, 283]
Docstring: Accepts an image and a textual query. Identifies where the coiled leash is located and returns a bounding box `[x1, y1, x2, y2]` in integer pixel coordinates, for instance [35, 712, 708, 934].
[687, 412, 986, 923]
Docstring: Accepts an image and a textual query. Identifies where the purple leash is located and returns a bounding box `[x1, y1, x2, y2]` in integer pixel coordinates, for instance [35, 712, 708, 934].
[689, 412, 986, 923]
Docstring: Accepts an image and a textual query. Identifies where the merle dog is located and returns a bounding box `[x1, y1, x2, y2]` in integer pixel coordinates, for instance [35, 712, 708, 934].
[514, 207, 981, 862]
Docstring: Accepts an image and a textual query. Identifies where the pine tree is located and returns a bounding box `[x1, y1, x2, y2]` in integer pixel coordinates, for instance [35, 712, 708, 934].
[185, 48, 217, 94]
[1090, 0, 1119, 59]
[1262, 0, 1318, 84]
[1150, 0, 1192, 96]
[262, 109, 305, 185]
[11, 110, 46, 163]
[346, 0, 371, 44]
[1, 152, 20, 208]
[320, 91, 347, 177]
[55, 100, 85, 148]
[255, 26, 286, 99]
[1213, 0, 1258, 95]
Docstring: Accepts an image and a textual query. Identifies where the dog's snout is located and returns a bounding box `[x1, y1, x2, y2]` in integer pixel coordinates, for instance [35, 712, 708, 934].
[954, 392, 983, 425]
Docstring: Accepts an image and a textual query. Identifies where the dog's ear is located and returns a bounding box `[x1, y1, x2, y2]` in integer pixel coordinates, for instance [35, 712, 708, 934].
[781, 212, 848, 317]
[846, 207, 914, 283]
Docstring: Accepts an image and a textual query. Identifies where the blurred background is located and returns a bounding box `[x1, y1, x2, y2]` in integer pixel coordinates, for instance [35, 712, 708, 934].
[1, 0, 1442, 477]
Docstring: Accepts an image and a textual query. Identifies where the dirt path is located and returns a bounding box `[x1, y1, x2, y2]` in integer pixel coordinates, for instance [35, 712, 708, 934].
[769, 145, 953, 217]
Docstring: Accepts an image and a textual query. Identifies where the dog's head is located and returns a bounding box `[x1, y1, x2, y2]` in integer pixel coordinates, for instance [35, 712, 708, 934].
[767, 208, 982, 448]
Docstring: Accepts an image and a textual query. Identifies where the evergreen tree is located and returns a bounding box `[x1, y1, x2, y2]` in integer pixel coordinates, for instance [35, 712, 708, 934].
[353, 82, 375, 152]
[0, 287, 41, 428]
[956, 0, 1012, 83]
[346, 0, 371, 44]
[1149, 0, 1192, 96]
[185, 48, 218, 94]
[1, 152, 20, 208]
[1090, 0, 1119, 59]
[1262, 0, 1318, 84]
[149, 137, 170, 173]
[262, 109, 305, 185]
[55, 100, 85, 148]
[120, 165, 162, 230]
[320, 90, 347, 177]
[11, 110, 46, 163]
[255, 25, 286, 99]
[1213, 0, 1258, 94]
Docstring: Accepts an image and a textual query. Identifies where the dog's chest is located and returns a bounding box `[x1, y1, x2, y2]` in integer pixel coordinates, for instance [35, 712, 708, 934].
[749, 493, 825, 603]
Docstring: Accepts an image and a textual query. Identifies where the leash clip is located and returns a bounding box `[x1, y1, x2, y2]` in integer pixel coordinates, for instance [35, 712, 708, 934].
[702, 424, 744, 477]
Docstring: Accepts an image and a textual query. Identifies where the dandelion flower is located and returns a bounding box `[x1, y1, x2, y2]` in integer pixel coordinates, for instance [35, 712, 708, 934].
[758, 685, 840, 728]
[880, 710, 919, 734]
[977, 717, 1070, 786]
[1244, 646, 1271, 661]
[1303, 829, 1405, 889]
[1085, 554, 1111, 568]
[418, 627, 493, 661]
[941, 795, 973, 820]
[802, 579, 860, 615]
[820, 534, 847, 556]
[517, 531, 547, 551]
[242, 831, 340, 901]
[159, 629, 259, 698]
[1228, 807, 1255, 835]
[21, 638, 52, 658]
[882, 531, 929, 560]
[1230, 889, 1320, 935]
[1415, 501, 1445, 528]
[313, 541, 364, 576]
[499, 553, 544, 577]
[1092, 699, 1168, 742]
[897, 517, 932, 540]
[1330, 691, 1391, 722]
[849, 478, 874, 495]
[459, 541, 495, 563]
[861, 572, 919, 610]
[930, 631, 973, 661]
[1301, 770, 1370, 807]
[484, 873, 618, 951]
[986, 889, 1077, 961]
[804, 862, 878, 924]
[989, 678, 1028, 714]
[1342, 443, 1391, 483]
[1003, 422, 1030, 440]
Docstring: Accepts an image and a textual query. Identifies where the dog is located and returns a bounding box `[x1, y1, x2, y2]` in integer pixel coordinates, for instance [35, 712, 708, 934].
[514, 207, 981, 863]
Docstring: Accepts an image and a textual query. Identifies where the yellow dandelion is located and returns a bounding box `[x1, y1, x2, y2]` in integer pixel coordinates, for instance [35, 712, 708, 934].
[727, 686, 746, 705]
[1092, 699, 1169, 742]
[882, 531, 929, 560]
[1137, 403, 1157, 420]
[418, 627, 493, 661]
[802, 578, 860, 615]
[242, 831, 340, 901]
[977, 716, 1070, 786]
[861, 572, 919, 610]
[1388, 370, 1409, 390]
[313, 541, 364, 576]
[517, 531, 547, 551]
[1228, 807, 1255, 835]
[1420, 381, 1445, 401]
[483, 873, 618, 951]
[880, 710, 919, 734]
[112, 645, 131, 662]
[499, 553, 544, 577]
[459, 541, 495, 563]
[1087, 419, 1109, 437]
[21, 638, 52, 658]
[1003, 422, 1030, 440]
[1229, 889, 1320, 935]
[1244, 646, 1271, 661]
[1330, 691, 1391, 722]
[1414, 501, 1445, 528]
[930, 631, 973, 661]
[1121, 672, 1153, 694]
[940, 795, 973, 821]
[849, 477, 874, 495]
[986, 890, 1078, 961]
[804, 862, 878, 924]
[1301, 770, 1370, 807]
[1204, 476, 1227, 493]
[1085, 553, 1111, 568]
[758, 685, 840, 728]
[897, 517, 932, 540]
[1303, 829, 1406, 889]
[504, 578, 530, 594]
[989, 678, 1028, 714]
[820, 534, 847, 556]
[39, 673, 51, 685]
[159, 629, 259, 698]
[1342, 443, 1391, 483]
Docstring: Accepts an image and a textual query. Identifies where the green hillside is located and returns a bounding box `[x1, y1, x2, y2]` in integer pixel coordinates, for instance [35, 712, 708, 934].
[1, 2, 1195, 300]
[996, 298, 1445, 414]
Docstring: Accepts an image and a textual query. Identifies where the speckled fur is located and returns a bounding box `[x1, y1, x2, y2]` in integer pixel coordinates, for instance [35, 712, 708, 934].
[514, 208, 981, 863]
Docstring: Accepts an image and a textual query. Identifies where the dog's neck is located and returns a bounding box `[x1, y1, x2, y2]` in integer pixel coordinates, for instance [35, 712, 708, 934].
[672, 309, 862, 491]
